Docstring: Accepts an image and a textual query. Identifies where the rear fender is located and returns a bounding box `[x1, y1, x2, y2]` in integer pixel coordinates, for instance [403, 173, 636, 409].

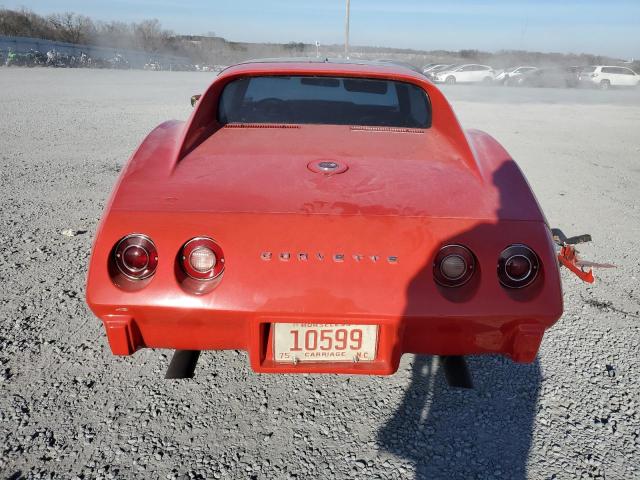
[86, 120, 184, 298]
[466, 129, 547, 224]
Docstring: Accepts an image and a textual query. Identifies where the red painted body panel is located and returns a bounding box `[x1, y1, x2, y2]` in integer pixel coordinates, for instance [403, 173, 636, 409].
[86, 61, 563, 374]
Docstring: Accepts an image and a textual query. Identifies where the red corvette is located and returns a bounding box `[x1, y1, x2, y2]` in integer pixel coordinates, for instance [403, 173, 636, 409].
[86, 59, 564, 384]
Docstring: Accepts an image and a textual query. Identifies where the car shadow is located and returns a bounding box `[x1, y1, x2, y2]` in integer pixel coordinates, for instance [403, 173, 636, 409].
[378, 355, 541, 479]
[377, 161, 543, 479]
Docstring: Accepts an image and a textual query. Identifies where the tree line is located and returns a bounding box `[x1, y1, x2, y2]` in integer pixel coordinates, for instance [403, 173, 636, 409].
[0, 8, 182, 54]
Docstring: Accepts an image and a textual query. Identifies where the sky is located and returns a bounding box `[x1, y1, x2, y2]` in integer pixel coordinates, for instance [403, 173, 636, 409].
[4, 0, 639, 59]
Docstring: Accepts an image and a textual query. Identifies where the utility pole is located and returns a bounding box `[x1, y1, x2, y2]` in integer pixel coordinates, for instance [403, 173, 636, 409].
[344, 0, 350, 58]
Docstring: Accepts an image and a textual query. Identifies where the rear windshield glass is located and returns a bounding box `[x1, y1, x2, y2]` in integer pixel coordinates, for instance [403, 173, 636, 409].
[218, 75, 431, 128]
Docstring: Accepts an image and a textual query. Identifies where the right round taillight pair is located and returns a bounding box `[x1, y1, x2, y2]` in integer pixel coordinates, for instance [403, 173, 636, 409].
[434, 243, 540, 289]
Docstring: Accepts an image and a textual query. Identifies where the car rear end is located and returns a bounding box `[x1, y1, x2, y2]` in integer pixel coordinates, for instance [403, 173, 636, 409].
[86, 62, 563, 375]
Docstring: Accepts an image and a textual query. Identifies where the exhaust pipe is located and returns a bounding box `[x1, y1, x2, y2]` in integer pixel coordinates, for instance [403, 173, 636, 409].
[165, 350, 201, 379]
[440, 355, 473, 389]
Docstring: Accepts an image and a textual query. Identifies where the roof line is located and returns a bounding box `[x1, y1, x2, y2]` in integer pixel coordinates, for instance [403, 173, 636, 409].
[234, 57, 424, 74]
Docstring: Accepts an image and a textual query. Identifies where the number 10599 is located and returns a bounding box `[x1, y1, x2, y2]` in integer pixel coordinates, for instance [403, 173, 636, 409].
[273, 323, 378, 363]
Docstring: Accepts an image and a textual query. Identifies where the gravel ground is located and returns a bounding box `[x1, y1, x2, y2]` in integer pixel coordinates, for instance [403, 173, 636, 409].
[1, 68, 639, 480]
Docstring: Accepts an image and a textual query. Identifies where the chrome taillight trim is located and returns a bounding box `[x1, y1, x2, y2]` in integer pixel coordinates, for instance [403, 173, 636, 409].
[113, 233, 158, 280]
[180, 236, 225, 280]
[498, 244, 540, 289]
[433, 244, 476, 288]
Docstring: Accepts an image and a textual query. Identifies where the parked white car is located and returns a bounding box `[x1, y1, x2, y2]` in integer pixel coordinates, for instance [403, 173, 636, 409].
[432, 64, 495, 84]
[495, 66, 537, 85]
[578, 66, 640, 89]
[422, 63, 453, 77]
[421, 63, 437, 73]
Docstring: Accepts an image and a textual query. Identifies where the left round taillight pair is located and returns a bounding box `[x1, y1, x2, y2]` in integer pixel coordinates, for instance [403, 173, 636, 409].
[113, 235, 225, 282]
[114, 234, 158, 280]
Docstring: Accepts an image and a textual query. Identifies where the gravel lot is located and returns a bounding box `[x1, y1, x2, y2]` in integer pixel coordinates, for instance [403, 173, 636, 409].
[1, 68, 639, 480]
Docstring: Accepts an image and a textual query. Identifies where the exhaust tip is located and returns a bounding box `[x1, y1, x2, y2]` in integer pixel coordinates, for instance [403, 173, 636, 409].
[165, 350, 201, 379]
[440, 355, 473, 389]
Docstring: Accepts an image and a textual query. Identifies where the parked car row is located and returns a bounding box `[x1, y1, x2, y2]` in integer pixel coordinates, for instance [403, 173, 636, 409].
[1, 48, 205, 72]
[1, 48, 126, 68]
[421, 62, 640, 89]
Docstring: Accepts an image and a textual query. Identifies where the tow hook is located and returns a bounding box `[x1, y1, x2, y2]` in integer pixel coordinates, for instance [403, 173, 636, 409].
[551, 229, 615, 283]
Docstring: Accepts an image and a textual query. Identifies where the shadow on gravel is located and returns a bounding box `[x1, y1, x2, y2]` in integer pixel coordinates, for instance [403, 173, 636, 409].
[378, 162, 542, 479]
[378, 355, 540, 479]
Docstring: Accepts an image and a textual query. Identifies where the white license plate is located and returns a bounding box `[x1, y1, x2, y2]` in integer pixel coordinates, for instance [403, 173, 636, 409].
[273, 323, 378, 363]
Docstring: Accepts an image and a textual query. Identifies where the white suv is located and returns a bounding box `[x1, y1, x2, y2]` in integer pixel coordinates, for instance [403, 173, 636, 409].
[433, 64, 495, 84]
[578, 66, 640, 89]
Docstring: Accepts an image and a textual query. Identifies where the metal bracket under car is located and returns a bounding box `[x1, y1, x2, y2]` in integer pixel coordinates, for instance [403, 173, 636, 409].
[551, 228, 615, 283]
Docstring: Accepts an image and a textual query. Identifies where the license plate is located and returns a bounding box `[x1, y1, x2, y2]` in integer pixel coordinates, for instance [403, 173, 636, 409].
[273, 323, 378, 363]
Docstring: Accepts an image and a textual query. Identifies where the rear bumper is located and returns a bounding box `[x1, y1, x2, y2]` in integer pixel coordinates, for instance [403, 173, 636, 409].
[88, 214, 563, 375]
[98, 309, 550, 375]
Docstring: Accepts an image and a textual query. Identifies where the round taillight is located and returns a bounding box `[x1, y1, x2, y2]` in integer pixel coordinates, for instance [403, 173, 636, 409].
[114, 234, 158, 280]
[433, 244, 476, 287]
[181, 237, 225, 280]
[498, 244, 539, 288]
[190, 248, 216, 273]
[123, 245, 149, 270]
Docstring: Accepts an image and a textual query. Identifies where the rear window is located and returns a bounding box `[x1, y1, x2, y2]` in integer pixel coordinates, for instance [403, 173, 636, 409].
[218, 75, 431, 128]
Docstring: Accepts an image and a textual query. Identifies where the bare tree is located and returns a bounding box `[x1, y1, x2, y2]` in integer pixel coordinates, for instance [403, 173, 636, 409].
[134, 19, 165, 52]
[47, 12, 93, 43]
[0, 7, 57, 39]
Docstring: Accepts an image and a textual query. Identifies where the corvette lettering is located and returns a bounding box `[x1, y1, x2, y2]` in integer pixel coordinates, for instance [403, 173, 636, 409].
[260, 252, 399, 264]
